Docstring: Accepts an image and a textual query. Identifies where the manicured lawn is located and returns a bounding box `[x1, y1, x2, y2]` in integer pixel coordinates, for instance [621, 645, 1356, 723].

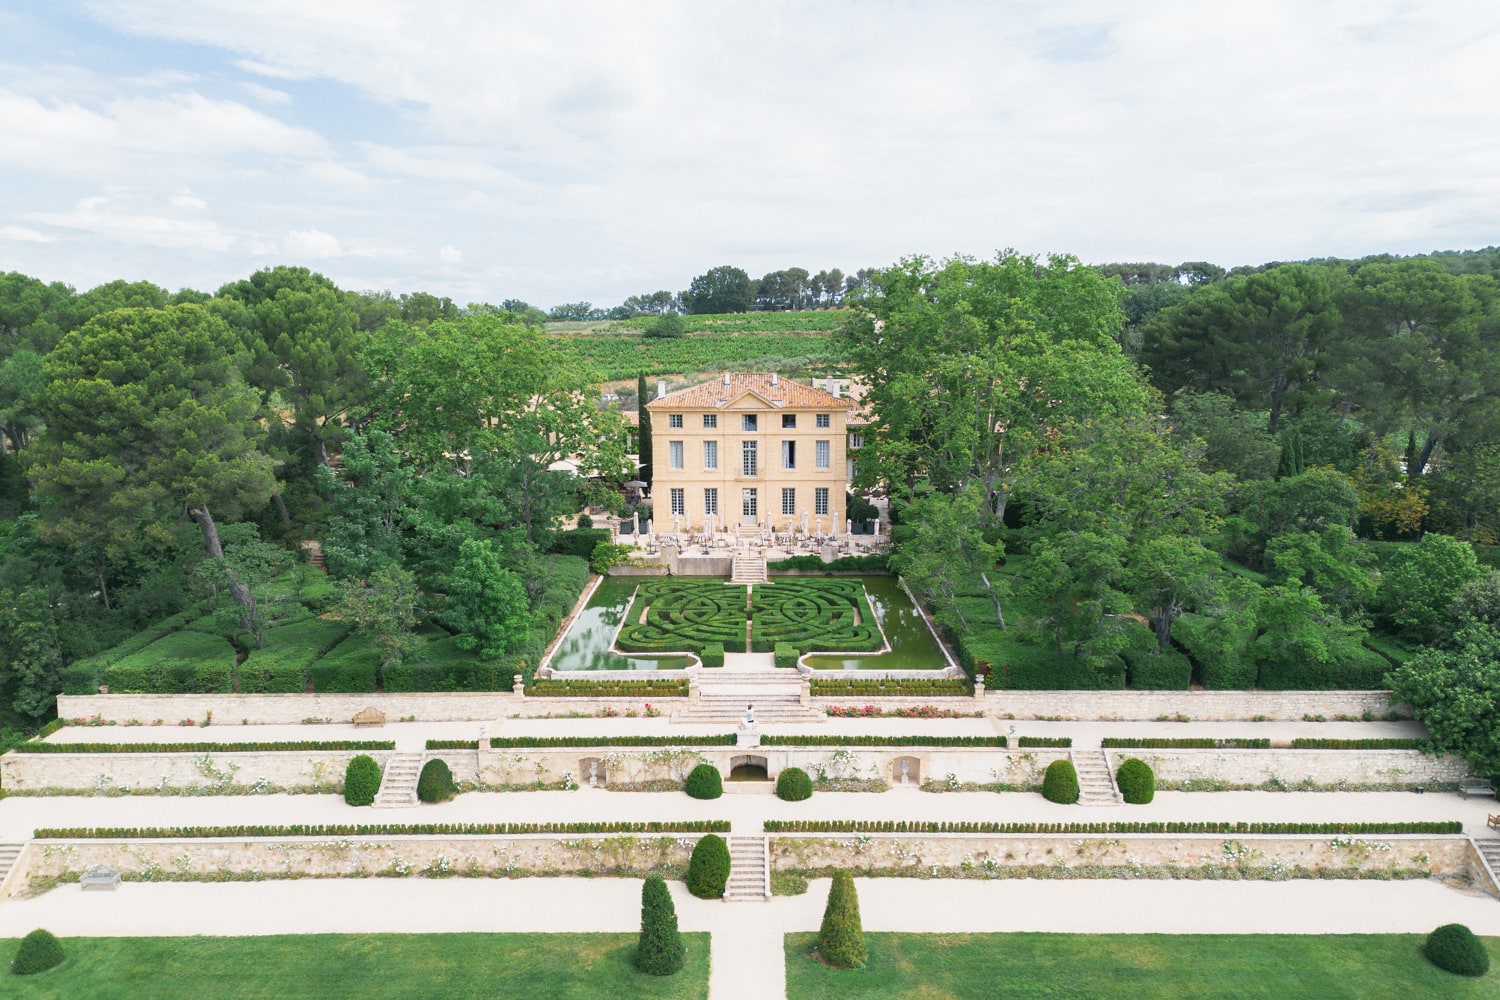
[3, 932, 710, 999]
[785, 932, 1500, 999]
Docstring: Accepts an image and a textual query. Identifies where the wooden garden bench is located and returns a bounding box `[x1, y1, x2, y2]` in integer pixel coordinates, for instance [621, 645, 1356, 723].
[352, 707, 386, 728]
[1488, 814, 1499, 831]
[81, 865, 121, 891]
[1459, 778, 1495, 800]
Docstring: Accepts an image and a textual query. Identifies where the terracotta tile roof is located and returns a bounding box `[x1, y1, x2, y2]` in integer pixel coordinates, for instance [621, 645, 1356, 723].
[645, 372, 854, 410]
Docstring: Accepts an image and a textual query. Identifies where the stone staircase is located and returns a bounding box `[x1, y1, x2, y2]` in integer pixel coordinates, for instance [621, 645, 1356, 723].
[725, 836, 770, 901]
[372, 752, 424, 808]
[675, 671, 824, 725]
[1074, 749, 1123, 806]
[1475, 837, 1500, 895]
[731, 554, 766, 584]
[0, 843, 24, 900]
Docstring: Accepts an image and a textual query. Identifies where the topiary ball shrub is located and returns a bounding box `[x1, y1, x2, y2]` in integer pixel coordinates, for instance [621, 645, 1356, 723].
[636, 874, 685, 975]
[684, 763, 723, 800]
[1042, 759, 1080, 804]
[1115, 757, 1155, 804]
[11, 928, 64, 975]
[416, 758, 457, 803]
[343, 754, 383, 806]
[686, 833, 731, 899]
[776, 766, 813, 802]
[1425, 923, 1490, 977]
[817, 870, 867, 968]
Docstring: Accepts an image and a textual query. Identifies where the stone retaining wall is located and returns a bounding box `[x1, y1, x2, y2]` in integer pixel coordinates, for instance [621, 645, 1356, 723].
[11, 833, 698, 899]
[57, 692, 515, 725]
[985, 689, 1406, 721]
[769, 833, 1489, 891]
[1106, 749, 1469, 787]
[0, 750, 385, 792]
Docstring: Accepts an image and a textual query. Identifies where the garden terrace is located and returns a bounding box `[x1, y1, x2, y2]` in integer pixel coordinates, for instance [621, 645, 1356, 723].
[12, 740, 395, 753]
[762, 820, 1464, 835]
[35, 820, 733, 839]
[615, 580, 747, 655]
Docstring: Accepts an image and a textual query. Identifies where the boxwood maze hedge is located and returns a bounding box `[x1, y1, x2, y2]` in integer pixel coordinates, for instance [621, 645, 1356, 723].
[34, 820, 733, 839]
[14, 740, 395, 754]
[749, 579, 883, 653]
[615, 581, 747, 654]
[762, 820, 1464, 835]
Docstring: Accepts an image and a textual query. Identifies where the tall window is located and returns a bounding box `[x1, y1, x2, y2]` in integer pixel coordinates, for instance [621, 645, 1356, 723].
[781, 440, 796, 469]
[703, 440, 718, 470]
[742, 414, 757, 431]
[668, 440, 684, 470]
[703, 413, 717, 429]
[815, 440, 830, 469]
[668, 413, 683, 428]
[849, 432, 863, 450]
[742, 440, 757, 476]
[670, 488, 685, 517]
[816, 413, 830, 428]
[704, 487, 718, 515]
[782, 414, 797, 428]
[782, 488, 796, 515]
[815, 487, 829, 515]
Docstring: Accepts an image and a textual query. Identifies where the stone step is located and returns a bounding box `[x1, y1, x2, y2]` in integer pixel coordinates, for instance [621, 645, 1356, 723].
[0, 843, 25, 900]
[724, 836, 769, 902]
[372, 752, 426, 808]
[1073, 749, 1122, 807]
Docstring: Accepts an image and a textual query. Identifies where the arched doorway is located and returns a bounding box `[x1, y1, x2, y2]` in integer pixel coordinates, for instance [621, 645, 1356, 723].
[729, 754, 769, 781]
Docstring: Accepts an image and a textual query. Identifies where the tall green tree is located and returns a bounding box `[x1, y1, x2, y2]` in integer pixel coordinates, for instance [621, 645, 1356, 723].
[0, 585, 63, 721]
[889, 485, 1006, 631]
[439, 538, 533, 659]
[315, 429, 412, 579]
[332, 564, 421, 669]
[1375, 533, 1484, 642]
[682, 265, 754, 314]
[1388, 623, 1500, 780]
[27, 304, 277, 614]
[636, 372, 653, 487]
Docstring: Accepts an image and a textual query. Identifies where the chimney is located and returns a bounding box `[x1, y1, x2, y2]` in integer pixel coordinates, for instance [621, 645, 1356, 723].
[771, 373, 779, 386]
[831, 380, 841, 399]
[657, 380, 667, 400]
[723, 372, 731, 386]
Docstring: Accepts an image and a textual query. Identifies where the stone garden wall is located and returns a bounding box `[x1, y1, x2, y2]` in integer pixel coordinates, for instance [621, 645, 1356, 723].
[0, 750, 386, 792]
[57, 692, 515, 725]
[984, 689, 1405, 721]
[1106, 749, 1469, 788]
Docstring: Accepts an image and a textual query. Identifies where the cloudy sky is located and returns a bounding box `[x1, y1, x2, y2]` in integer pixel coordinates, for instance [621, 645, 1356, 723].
[2, 1, 1498, 308]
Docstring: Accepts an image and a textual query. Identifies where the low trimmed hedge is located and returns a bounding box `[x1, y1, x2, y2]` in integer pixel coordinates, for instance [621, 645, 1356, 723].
[1101, 738, 1270, 749]
[527, 678, 689, 697]
[490, 735, 734, 748]
[35, 820, 734, 839]
[1121, 647, 1192, 690]
[774, 642, 800, 668]
[310, 637, 381, 693]
[760, 735, 1006, 748]
[768, 554, 889, 573]
[700, 642, 725, 669]
[762, 820, 1464, 835]
[776, 767, 813, 801]
[809, 678, 972, 697]
[1017, 736, 1072, 748]
[1289, 738, 1426, 750]
[426, 740, 479, 750]
[14, 740, 394, 754]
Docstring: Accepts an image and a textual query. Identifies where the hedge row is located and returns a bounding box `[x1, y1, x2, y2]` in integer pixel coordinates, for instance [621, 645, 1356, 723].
[809, 679, 972, 697]
[762, 820, 1464, 835]
[1121, 647, 1193, 690]
[426, 740, 479, 750]
[1101, 738, 1271, 749]
[14, 740, 395, 754]
[767, 554, 889, 573]
[1016, 737, 1073, 748]
[527, 678, 689, 697]
[490, 735, 735, 748]
[1290, 738, 1427, 750]
[34, 820, 733, 839]
[760, 735, 1007, 748]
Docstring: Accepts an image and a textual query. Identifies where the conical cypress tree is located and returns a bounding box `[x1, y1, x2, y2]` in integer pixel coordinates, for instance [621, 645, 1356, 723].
[636, 372, 653, 488]
[1275, 427, 1304, 479]
[817, 869, 867, 969]
[636, 874, 685, 975]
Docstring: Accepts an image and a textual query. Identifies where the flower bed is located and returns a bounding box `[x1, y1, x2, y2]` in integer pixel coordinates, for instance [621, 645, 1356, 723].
[13, 740, 395, 754]
[825, 704, 980, 719]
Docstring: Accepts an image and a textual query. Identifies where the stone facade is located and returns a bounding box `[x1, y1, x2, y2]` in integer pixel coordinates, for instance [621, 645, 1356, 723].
[57, 692, 514, 725]
[1107, 749, 1469, 787]
[0, 750, 387, 792]
[984, 689, 1406, 721]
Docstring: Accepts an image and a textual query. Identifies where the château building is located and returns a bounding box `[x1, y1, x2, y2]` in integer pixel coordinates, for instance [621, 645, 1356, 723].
[645, 372, 854, 532]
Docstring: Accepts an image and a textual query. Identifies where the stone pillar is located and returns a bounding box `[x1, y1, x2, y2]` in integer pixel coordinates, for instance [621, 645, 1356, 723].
[799, 676, 811, 707]
[512, 674, 525, 696]
[973, 675, 986, 701]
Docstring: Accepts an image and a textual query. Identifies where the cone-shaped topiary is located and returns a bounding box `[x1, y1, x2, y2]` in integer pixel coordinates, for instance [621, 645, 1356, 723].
[686, 833, 731, 898]
[636, 874, 686, 975]
[416, 758, 457, 803]
[11, 928, 64, 975]
[1115, 757, 1155, 804]
[1425, 923, 1490, 977]
[817, 870, 867, 968]
[1042, 759, 1080, 804]
[776, 766, 813, 801]
[684, 763, 723, 800]
[344, 754, 383, 806]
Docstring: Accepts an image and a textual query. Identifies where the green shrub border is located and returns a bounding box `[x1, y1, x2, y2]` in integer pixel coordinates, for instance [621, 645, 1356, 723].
[527, 679, 689, 697]
[762, 820, 1464, 835]
[34, 820, 734, 839]
[488, 735, 735, 748]
[1102, 738, 1271, 749]
[1017, 737, 1072, 748]
[809, 679, 972, 696]
[15, 740, 395, 754]
[1290, 738, 1427, 750]
[760, 735, 1007, 748]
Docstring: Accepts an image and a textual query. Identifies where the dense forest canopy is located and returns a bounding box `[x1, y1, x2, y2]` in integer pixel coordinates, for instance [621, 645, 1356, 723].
[2, 248, 1499, 774]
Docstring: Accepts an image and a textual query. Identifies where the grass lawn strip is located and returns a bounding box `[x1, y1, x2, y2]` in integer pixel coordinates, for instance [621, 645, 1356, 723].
[1, 932, 710, 1000]
[784, 932, 1500, 999]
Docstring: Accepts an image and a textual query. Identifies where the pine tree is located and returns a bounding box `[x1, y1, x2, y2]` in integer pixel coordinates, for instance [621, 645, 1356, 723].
[817, 869, 867, 968]
[635, 874, 685, 975]
[636, 372, 653, 488]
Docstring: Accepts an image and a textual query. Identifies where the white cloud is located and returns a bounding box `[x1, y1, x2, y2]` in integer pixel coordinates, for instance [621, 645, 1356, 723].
[27, 192, 234, 251]
[241, 81, 291, 104]
[438, 244, 463, 264]
[170, 191, 207, 209]
[283, 229, 343, 258]
[1, 225, 55, 243]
